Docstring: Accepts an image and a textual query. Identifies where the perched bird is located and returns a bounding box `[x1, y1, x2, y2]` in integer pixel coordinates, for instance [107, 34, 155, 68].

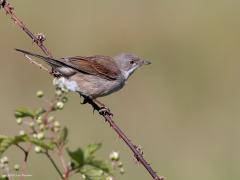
[15, 49, 151, 100]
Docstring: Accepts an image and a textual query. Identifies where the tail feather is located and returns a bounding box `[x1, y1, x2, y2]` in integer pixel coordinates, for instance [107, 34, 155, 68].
[15, 48, 64, 67]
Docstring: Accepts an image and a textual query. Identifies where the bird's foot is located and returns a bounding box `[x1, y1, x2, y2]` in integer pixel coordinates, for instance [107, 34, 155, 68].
[92, 99, 113, 116]
[99, 106, 113, 116]
[80, 96, 113, 116]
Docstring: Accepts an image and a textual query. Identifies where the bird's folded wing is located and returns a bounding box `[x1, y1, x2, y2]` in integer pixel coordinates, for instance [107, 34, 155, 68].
[62, 55, 121, 80]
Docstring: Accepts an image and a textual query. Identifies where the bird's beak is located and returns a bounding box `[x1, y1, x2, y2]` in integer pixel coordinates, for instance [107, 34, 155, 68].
[143, 60, 151, 65]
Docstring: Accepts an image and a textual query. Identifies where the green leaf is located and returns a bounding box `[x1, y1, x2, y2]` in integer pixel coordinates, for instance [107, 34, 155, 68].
[28, 138, 54, 150]
[87, 160, 111, 173]
[0, 175, 8, 180]
[82, 168, 104, 180]
[57, 126, 68, 145]
[0, 137, 13, 155]
[0, 135, 8, 144]
[84, 143, 102, 160]
[67, 148, 84, 167]
[34, 108, 46, 117]
[15, 107, 35, 118]
[12, 134, 28, 144]
[0, 135, 27, 155]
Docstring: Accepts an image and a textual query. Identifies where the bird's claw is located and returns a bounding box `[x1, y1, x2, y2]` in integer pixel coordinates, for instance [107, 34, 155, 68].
[99, 107, 113, 116]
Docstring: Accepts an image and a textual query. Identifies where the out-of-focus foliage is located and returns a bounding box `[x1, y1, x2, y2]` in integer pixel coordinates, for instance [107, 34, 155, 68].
[0, 87, 120, 180]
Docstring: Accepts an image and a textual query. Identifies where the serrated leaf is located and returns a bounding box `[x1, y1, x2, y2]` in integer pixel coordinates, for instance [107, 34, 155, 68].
[57, 126, 68, 145]
[67, 148, 84, 168]
[15, 107, 35, 118]
[84, 143, 102, 160]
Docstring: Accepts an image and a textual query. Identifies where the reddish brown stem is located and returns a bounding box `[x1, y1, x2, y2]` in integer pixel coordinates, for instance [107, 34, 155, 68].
[1, 1, 163, 179]
[1, 0, 52, 57]
[86, 98, 163, 180]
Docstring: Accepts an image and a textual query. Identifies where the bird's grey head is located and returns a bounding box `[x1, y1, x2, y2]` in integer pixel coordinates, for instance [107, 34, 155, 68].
[114, 53, 151, 80]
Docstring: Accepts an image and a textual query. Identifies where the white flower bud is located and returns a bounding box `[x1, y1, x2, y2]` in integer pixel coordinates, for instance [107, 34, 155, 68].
[37, 132, 45, 140]
[1, 156, 8, 164]
[34, 146, 42, 153]
[53, 121, 60, 128]
[36, 90, 44, 98]
[56, 102, 64, 110]
[48, 116, 54, 122]
[14, 164, 20, 171]
[109, 151, 120, 161]
[33, 133, 37, 138]
[19, 130, 25, 136]
[16, 118, 22, 125]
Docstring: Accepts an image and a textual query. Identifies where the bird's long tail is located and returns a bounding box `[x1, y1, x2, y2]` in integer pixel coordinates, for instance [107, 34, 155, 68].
[15, 48, 65, 68]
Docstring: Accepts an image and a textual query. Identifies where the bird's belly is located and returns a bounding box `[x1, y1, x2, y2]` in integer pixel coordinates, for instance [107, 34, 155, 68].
[70, 74, 124, 98]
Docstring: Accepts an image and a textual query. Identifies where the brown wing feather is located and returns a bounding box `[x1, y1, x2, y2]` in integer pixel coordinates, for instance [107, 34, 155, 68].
[62, 55, 120, 80]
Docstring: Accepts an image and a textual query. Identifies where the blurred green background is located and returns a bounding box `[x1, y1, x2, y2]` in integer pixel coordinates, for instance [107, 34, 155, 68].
[1, 0, 240, 179]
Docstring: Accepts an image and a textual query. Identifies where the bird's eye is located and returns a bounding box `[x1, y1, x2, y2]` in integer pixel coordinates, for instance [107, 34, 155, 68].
[130, 60, 135, 65]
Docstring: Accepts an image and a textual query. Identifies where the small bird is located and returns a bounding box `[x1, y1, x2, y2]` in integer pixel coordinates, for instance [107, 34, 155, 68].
[15, 49, 151, 100]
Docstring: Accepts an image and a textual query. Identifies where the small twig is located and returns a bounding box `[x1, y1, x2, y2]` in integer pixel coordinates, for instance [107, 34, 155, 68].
[1, 1, 163, 179]
[42, 99, 55, 124]
[15, 144, 32, 180]
[15, 144, 28, 161]
[1, 0, 53, 76]
[41, 92, 62, 125]
[1, 0, 52, 57]
[45, 151, 64, 180]
[24, 55, 49, 73]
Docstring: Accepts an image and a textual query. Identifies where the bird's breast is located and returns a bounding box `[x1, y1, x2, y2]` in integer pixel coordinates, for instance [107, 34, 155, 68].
[69, 73, 125, 98]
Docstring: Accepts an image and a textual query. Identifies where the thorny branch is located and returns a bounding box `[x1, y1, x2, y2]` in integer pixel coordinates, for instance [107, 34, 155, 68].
[0, 1, 163, 179]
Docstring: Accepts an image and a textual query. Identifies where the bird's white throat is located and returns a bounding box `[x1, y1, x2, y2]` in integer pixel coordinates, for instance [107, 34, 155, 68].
[122, 67, 137, 80]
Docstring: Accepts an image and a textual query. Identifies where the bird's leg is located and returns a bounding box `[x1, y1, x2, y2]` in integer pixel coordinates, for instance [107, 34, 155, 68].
[80, 95, 112, 116]
[79, 95, 98, 114]
[92, 99, 105, 107]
